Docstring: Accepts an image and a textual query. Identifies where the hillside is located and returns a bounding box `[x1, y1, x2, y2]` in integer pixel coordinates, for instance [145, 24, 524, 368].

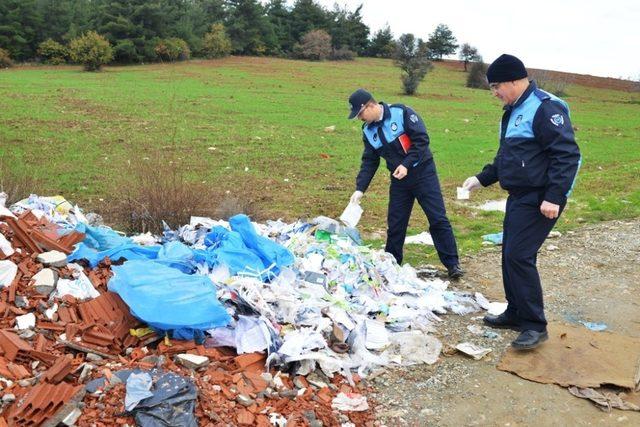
[1, 56, 639, 263]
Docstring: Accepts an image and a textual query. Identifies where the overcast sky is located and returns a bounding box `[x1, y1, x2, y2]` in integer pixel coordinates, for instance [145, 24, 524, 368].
[312, 0, 640, 80]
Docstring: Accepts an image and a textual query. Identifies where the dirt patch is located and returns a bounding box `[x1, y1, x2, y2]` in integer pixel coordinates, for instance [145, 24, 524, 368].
[369, 219, 640, 426]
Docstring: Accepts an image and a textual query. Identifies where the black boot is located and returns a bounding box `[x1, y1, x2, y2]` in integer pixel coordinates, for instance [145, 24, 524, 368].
[511, 330, 548, 350]
[447, 264, 464, 280]
[483, 313, 521, 331]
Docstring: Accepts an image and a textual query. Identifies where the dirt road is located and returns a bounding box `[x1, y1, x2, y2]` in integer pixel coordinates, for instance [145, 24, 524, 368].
[370, 220, 640, 426]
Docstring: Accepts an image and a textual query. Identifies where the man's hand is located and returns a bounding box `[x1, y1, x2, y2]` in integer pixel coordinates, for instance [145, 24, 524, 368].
[393, 165, 408, 180]
[540, 200, 560, 219]
[462, 176, 482, 191]
[350, 190, 364, 204]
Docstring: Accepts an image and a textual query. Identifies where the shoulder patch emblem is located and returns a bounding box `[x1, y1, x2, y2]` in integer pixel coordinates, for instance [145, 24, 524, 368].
[514, 115, 523, 126]
[373, 133, 378, 141]
[410, 114, 418, 123]
[550, 114, 564, 127]
[390, 122, 398, 132]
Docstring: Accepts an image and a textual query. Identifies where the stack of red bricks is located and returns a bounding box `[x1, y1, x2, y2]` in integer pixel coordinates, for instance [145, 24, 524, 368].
[0, 211, 376, 426]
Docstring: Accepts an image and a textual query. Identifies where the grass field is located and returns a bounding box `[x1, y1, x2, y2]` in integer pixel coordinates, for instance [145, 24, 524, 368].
[1, 57, 639, 265]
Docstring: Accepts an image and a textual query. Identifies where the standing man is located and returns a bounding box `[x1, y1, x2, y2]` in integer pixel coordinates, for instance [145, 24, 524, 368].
[462, 54, 581, 349]
[347, 89, 463, 279]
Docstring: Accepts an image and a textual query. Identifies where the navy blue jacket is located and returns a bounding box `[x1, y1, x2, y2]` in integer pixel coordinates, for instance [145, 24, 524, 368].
[476, 81, 581, 205]
[356, 103, 432, 192]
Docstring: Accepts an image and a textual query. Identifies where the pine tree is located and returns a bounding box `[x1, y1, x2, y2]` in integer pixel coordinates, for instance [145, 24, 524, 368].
[426, 23, 458, 60]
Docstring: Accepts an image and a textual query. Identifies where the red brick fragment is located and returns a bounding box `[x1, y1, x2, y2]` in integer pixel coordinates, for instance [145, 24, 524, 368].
[237, 409, 255, 425]
[44, 354, 73, 384]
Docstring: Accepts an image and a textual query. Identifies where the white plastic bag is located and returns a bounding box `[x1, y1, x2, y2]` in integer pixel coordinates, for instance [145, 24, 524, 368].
[0, 260, 17, 288]
[339, 203, 363, 228]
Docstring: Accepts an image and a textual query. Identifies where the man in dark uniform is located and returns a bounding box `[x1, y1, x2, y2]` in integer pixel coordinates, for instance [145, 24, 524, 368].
[347, 89, 463, 279]
[462, 54, 581, 349]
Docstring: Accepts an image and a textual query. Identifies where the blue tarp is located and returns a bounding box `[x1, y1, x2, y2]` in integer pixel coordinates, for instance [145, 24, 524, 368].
[74, 223, 132, 251]
[68, 240, 197, 272]
[204, 214, 294, 280]
[108, 260, 231, 340]
[71, 214, 294, 281]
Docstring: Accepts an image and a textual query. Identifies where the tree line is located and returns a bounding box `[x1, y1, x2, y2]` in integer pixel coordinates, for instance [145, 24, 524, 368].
[0, 0, 466, 65]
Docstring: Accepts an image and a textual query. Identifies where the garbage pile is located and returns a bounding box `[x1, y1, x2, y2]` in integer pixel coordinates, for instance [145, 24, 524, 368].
[0, 194, 491, 426]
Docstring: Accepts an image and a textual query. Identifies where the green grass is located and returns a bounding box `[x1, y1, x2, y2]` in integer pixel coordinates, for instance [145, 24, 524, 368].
[1, 57, 639, 265]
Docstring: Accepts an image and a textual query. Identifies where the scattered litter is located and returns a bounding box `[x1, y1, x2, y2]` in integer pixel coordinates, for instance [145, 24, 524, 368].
[0, 259, 17, 287]
[563, 313, 608, 332]
[474, 292, 508, 316]
[580, 321, 607, 332]
[568, 386, 640, 412]
[476, 199, 507, 212]
[125, 372, 154, 411]
[455, 342, 492, 360]
[405, 231, 434, 245]
[53, 263, 100, 300]
[324, 125, 336, 133]
[15, 312, 36, 330]
[548, 231, 562, 238]
[339, 202, 363, 228]
[0, 232, 14, 256]
[129, 371, 198, 427]
[547, 244, 559, 251]
[456, 187, 470, 200]
[332, 392, 369, 411]
[467, 324, 484, 335]
[482, 232, 503, 245]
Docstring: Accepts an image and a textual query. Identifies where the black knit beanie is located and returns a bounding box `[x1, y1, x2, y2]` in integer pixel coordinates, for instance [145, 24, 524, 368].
[486, 54, 528, 83]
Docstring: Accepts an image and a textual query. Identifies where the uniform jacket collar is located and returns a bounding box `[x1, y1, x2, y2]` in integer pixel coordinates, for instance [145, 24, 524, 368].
[367, 103, 389, 128]
[504, 80, 537, 111]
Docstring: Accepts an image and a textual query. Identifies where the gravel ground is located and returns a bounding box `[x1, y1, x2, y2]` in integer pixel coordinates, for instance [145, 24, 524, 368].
[367, 220, 640, 427]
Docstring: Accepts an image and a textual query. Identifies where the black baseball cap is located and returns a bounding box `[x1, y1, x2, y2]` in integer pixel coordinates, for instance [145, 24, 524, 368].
[348, 88, 373, 119]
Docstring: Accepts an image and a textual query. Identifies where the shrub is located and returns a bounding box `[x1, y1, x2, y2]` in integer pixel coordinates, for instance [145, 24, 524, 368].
[0, 155, 42, 205]
[155, 37, 191, 62]
[202, 23, 232, 59]
[394, 34, 433, 95]
[68, 31, 113, 71]
[0, 48, 13, 68]
[109, 156, 211, 234]
[330, 47, 355, 61]
[37, 39, 68, 65]
[466, 61, 489, 89]
[294, 29, 332, 61]
[113, 39, 140, 63]
[530, 70, 569, 97]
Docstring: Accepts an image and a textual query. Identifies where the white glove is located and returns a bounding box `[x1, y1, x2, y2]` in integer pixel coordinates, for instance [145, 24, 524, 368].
[462, 176, 482, 191]
[350, 190, 364, 204]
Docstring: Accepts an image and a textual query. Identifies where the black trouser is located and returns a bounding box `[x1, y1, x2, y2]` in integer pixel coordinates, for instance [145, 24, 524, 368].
[502, 190, 564, 332]
[385, 159, 459, 267]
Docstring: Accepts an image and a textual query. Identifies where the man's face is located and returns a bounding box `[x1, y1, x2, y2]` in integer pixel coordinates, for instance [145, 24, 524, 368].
[357, 102, 379, 124]
[490, 81, 518, 105]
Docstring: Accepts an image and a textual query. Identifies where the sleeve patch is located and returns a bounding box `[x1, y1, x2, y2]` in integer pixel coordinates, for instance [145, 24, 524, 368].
[550, 113, 564, 127]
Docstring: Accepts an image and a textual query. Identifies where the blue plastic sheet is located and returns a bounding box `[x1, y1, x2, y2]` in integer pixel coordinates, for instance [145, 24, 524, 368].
[108, 260, 231, 340]
[74, 223, 132, 251]
[68, 240, 197, 272]
[68, 242, 161, 267]
[482, 232, 503, 245]
[204, 214, 294, 280]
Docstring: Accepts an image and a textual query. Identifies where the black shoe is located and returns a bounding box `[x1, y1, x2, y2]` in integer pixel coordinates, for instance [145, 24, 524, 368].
[447, 264, 464, 279]
[483, 313, 521, 331]
[511, 330, 548, 350]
